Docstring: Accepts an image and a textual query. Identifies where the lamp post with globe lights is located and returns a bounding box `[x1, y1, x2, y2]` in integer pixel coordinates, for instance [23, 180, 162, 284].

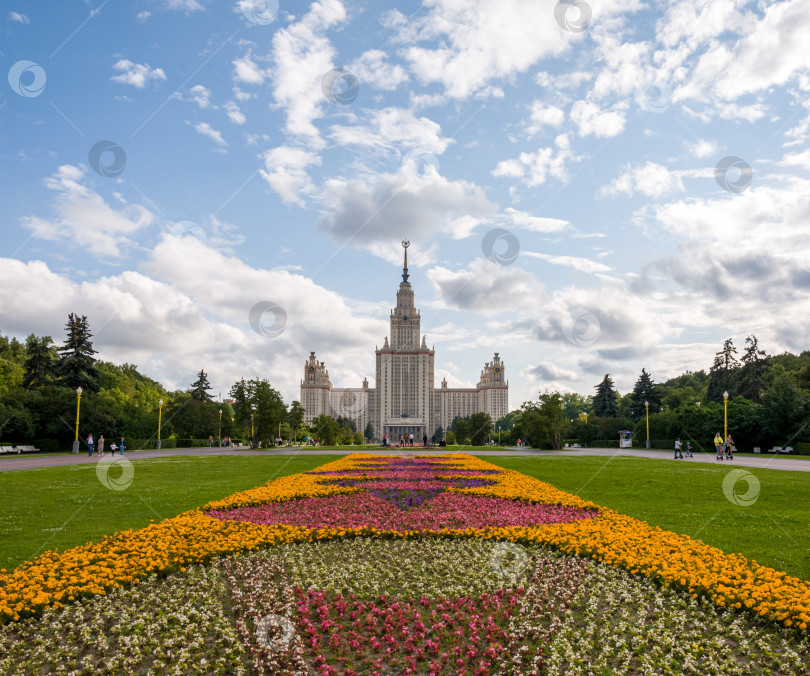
[72, 387, 83, 454]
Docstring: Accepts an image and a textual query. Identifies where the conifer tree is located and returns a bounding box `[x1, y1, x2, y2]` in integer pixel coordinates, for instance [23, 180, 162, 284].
[23, 334, 56, 389]
[57, 314, 99, 392]
[707, 338, 739, 402]
[592, 374, 619, 417]
[739, 335, 768, 403]
[629, 367, 662, 420]
[189, 369, 214, 401]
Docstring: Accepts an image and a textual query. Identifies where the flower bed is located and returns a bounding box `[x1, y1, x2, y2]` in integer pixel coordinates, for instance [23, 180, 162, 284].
[1, 452, 809, 636]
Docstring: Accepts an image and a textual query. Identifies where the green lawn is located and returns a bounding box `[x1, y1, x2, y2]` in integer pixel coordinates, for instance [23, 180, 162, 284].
[1, 453, 808, 584]
[0, 454, 337, 571]
[481, 455, 810, 581]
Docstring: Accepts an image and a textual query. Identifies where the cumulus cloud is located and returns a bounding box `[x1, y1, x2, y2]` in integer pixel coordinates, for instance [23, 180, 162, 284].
[348, 49, 408, 91]
[270, 0, 347, 143]
[570, 100, 626, 138]
[523, 361, 578, 382]
[19, 165, 153, 258]
[8, 11, 30, 23]
[261, 146, 322, 205]
[316, 168, 496, 253]
[111, 59, 167, 88]
[329, 107, 451, 154]
[600, 162, 686, 199]
[427, 258, 547, 313]
[492, 133, 579, 186]
[398, 0, 572, 99]
[191, 121, 227, 147]
[188, 84, 212, 108]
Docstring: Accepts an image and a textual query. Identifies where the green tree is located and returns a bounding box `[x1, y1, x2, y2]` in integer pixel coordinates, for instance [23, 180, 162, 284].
[288, 401, 306, 441]
[629, 368, 662, 420]
[311, 414, 340, 445]
[592, 374, 619, 418]
[468, 412, 493, 446]
[364, 422, 374, 441]
[189, 369, 214, 402]
[561, 393, 590, 420]
[761, 373, 809, 442]
[22, 334, 56, 389]
[739, 335, 768, 403]
[707, 338, 739, 403]
[57, 313, 99, 392]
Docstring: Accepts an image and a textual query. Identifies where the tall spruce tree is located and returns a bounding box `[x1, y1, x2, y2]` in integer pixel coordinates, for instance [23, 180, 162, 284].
[189, 369, 214, 401]
[629, 368, 662, 420]
[739, 335, 768, 403]
[592, 374, 619, 417]
[57, 314, 99, 392]
[707, 338, 739, 402]
[23, 334, 56, 389]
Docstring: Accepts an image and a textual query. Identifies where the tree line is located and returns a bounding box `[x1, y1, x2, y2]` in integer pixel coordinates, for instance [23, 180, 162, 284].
[491, 336, 810, 451]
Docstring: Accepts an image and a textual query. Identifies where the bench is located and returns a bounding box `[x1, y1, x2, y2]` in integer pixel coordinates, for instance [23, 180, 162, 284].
[0, 445, 40, 454]
[768, 446, 793, 454]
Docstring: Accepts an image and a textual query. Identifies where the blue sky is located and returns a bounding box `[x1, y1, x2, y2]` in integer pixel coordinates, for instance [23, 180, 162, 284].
[2, 0, 810, 407]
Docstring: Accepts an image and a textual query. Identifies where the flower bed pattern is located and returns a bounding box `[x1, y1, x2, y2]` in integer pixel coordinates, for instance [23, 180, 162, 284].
[1, 452, 809, 636]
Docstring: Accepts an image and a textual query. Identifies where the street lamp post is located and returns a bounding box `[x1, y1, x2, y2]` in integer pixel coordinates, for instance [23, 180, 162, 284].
[72, 387, 83, 454]
[218, 408, 222, 445]
[250, 404, 256, 448]
[723, 391, 729, 439]
[645, 400, 650, 449]
[157, 399, 163, 449]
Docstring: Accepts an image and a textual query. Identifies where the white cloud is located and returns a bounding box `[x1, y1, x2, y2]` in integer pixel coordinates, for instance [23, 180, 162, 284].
[400, 0, 572, 99]
[348, 49, 408, 91]
[329, 107, 450, 154]
[224, 100, 246, 125]
[522, 251, 613, 275]
[191, 121, 227, 147]
[232, 52, 267, 85]
[502, 208, 569, 234]
[111, 59, 167, 88]
[189, 84, 212, 108]
[492, 133, 579, 186]
[20, 165, 153, 258]
[600, 162, 685, 198]
[526, 102, 565, 136]
[270, 0, 347, 143]
[164, 0, 204, 12]
[687, 139, 719, 158]
[261, 146, 322, 206]
[8, 11, 30, 24]
[570, 100, 626, 138]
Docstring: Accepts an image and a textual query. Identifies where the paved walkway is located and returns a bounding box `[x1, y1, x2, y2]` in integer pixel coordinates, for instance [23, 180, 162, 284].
[0, 446, 807, 472]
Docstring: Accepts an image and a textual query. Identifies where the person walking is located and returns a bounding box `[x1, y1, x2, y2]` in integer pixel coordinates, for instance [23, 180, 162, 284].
[409, 433, 414, 447]
[208, 435, 213, 448]
[423, 433, 428, 447]
[98, 435, 105, 456]
[86, 433, 94, 457]
[714, 432, 724, 460]
[674, 438, 683, 460]
[725, 434, 735, 460]
[119, 437, 125, 456]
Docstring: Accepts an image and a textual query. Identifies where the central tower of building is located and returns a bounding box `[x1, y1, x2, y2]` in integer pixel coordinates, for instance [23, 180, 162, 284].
[299, 240, 508, 443]
[374, 240, 436, 441]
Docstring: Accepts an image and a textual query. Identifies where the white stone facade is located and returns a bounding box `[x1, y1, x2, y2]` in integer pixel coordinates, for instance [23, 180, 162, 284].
[300, 243, 508, 441]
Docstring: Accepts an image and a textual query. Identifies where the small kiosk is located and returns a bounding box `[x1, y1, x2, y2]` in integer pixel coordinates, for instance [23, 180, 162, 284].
[619, 430, 633, 449]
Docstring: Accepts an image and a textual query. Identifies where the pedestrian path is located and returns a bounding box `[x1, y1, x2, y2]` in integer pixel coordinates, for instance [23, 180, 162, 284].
[0, 446, 807, 472]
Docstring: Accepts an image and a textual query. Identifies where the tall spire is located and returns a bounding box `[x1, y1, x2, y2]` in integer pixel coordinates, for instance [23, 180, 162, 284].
[401, 239, 410, 283]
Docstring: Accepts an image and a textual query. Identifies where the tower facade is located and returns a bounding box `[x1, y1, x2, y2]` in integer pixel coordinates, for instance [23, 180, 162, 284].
[300, 241, 508, 442]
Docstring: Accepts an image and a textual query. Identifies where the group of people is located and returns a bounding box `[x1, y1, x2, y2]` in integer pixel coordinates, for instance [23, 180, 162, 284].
[714, 433, 735, 460]
[673, 433, 736, 460]
[84, 433, 125, 457]
[380, 433, 433, 448]
[673, 438, 694, 459]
